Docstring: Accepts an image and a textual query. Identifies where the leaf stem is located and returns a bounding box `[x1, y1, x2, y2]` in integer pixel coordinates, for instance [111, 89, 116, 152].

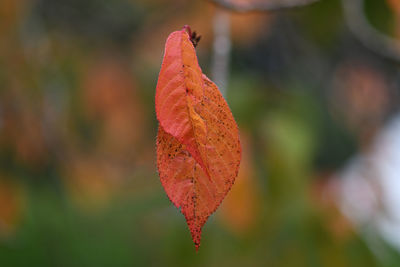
[183, 25, 192, 37]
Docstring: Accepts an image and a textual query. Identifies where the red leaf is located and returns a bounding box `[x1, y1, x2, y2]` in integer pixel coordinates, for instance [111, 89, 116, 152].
[155, 26, 241, 250]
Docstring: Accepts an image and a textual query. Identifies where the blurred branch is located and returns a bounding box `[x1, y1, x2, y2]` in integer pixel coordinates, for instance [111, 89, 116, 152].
[211, 10, 231, 97]
[342, 0, 400, 61]
[209, 0, 322, 97]
[209, 0, 321, 13]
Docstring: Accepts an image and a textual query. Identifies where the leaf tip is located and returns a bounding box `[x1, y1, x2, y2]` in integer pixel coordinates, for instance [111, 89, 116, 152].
[193, 235, 201, 252]
[188, 221, 203, 251]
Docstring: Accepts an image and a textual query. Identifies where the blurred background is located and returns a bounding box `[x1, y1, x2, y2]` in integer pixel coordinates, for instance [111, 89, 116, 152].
[1, 0, 400, 266]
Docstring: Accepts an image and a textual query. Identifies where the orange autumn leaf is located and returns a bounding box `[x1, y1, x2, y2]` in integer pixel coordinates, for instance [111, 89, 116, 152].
[155, 26, 241, 250]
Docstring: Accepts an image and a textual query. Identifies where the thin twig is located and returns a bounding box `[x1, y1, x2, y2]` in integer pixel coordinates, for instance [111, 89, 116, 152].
[342, 0, 400, 62]
[209, 0, 321, 13]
